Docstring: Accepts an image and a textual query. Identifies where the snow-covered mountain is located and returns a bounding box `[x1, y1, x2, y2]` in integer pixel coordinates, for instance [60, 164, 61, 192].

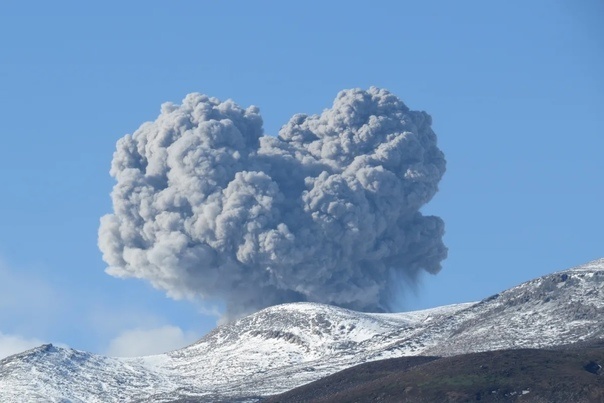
[1, 258, 603, 402]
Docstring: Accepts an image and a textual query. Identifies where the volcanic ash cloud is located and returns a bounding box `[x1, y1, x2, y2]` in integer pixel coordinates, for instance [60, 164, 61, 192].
[98, 87, 447, 319]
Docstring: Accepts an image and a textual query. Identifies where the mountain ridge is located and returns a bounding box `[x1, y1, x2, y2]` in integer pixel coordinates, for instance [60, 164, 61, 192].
[1, 258, 603, 402]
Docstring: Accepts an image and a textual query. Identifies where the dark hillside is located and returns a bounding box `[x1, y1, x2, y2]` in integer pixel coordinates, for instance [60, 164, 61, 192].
[265, 345, 604, 402]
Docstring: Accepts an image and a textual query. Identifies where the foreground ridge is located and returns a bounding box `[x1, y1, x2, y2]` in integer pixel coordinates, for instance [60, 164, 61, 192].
[267, 344, 604, 403]
[1, 258, 603, 402]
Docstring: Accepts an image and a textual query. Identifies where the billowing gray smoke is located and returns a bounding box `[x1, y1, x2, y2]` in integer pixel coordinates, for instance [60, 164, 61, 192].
[98, 87, 447, 319]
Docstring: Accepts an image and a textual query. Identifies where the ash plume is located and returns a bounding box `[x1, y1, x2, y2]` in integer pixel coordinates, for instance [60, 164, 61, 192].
[98, 88, 447, 319]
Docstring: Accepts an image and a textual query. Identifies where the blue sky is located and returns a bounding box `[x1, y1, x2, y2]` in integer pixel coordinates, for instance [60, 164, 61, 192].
[0, 0, 602, 358]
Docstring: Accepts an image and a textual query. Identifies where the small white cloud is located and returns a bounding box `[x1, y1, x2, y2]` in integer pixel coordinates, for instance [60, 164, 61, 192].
[106, 325, 199, 357]
[0, 332, 44, 360]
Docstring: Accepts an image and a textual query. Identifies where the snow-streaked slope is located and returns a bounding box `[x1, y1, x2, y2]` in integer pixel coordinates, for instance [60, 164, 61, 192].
[0, 303, 471, 403]
[424, 258, 604, 356]
[147, 302, 473, 400]
[1, 258, 603, 402]
[0, 344, 171, 402]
